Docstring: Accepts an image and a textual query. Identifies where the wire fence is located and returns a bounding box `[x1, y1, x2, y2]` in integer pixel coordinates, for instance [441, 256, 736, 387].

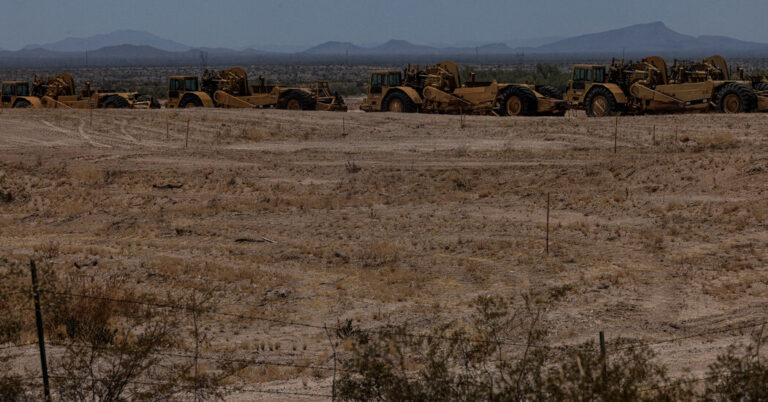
[2, 263, 766, 400]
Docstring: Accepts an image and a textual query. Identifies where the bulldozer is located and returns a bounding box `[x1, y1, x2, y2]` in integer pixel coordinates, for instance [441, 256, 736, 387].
[670, 55, 768, 113]
[565, 56, 716, 117]
[360, 61, 567, 116]
[166, 68, 347, 111]
[0, 81, 42, 108]
[32, 73, 158, 109]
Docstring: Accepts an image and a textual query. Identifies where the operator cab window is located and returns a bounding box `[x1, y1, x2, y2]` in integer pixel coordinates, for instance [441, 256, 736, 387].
[185, 78, 198, 91]
[16, 84, 29, 96]
[2, 84, 13, 96]
[572, 68, 587, 90]
[170, 79, 182, 91]
[593, 68, 605, 83]
[371, 74, 383, 94]
[388, 73, 401, 87]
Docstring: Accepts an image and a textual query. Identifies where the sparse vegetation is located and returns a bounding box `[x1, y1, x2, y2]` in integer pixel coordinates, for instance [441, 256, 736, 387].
[338, 294, 768, 401]
[1, 100, 768, 398]
[462, 63, 570, 91]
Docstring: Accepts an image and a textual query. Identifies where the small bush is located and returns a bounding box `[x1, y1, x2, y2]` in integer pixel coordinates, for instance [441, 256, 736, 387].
[705, 333, 768, 400]
[338, 294, 696, 401]
[693, 133, 739, 151]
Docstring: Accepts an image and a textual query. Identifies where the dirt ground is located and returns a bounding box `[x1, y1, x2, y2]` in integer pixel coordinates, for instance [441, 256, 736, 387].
[2, 103, 768, 399]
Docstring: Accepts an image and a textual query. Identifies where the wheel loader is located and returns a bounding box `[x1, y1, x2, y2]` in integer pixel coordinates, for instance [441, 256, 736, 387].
[669, 55, 768, 113]
[32, 73, 158, 109]
[0, 81, 43, 108]
[565, 57, 716, 117]
[166, 68, 347, 111]
[360, 61, 567, 116]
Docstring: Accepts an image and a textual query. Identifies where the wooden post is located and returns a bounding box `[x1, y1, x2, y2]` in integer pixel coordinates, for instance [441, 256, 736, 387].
[614, 115, 618, 153]
[185, 119, 190, 148]
[546, 193, 550, 256]
[761, 323, 766, 402]
[324, 324, 337, 402]
[192, 290, 199, 402]
[30, 260, 51, 402]
[599, 331, 606, 379]
[759, 323, 765, 362]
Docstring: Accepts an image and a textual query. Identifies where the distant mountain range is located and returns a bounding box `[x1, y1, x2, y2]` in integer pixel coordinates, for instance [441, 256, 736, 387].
[4, 22, 768, 67]
[534, 22, 768, 53]
[23, 30, 191, 53]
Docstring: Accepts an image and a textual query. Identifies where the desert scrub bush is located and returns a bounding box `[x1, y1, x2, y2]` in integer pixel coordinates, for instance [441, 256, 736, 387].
[48, 283, 246, 401]
[337, 294, 548, 401]
[0, 258, 245, 401]
[705, 332, 768, 400]
[692, 133, 739, 151]
[461, 64, 570, 91]
[0, 374, 33, 402]
[358, 241, 399, 268]
[337, 294, 695, 402]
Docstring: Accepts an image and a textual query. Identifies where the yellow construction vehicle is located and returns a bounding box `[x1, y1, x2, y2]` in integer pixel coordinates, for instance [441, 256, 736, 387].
[361, 61, 567, 116]
[32, 73, 158, 109]
[166, 75, 217, 108]
[566, 57, 715, 117]
[0, 81, 42, 108]
[670, 55, 768, 113]
[166, 68, 347, 111]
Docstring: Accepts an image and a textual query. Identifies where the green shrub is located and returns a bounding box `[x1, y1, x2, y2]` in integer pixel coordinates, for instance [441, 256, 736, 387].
[461, 64, 570, 91]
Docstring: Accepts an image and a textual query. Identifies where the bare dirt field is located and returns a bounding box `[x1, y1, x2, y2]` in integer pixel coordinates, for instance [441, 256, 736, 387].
[2, 104, 768, 399]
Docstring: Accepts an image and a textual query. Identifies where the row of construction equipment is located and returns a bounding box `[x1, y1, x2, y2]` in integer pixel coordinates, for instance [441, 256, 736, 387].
[0, 69, 347, 112]
[1, 55, 766, 117]
[359, 56, 768, 117]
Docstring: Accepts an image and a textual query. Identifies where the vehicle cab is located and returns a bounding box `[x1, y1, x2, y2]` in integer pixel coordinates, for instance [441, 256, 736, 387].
[361, 71, 403, 112]
[1, 81, 32, 108]
[167, 76, 200, 108]
[566, 65, 606, 105]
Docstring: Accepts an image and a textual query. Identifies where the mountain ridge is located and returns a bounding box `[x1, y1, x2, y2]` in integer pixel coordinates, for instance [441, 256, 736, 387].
[23, 29, 191, 52]
[533, 21, 768, 53]
[5, 23, 768, 66]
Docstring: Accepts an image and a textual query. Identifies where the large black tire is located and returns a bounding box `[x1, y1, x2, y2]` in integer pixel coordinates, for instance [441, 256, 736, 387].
[101, 95, 131, 109]
[498, 85, 538, 116]
[382, 91, 417, 113]
[753, 82, 768, 95]
[178, 94, 203, 108]
[12, 99, 31, 108]
[584, 87, 617, 117]
[333, 91, 346, 106]
[537, 85, 563, 100]
[279, 90, 317, 111]
[137, 95, 161, 109]
[715, 83, 757, 113]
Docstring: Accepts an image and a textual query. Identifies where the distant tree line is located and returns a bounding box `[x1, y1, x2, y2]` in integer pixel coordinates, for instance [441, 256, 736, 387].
[461, 64, 571, 91]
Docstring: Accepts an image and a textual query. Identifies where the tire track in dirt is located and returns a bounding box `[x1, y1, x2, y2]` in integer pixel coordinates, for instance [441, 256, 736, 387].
[41, 120, 77, 136]
[76, 119, 113, 148]
[38, 119, 101, 147]
[40, 119, 111, 148]
[75, 115, 150, 149]
[118, 119, 141, 145]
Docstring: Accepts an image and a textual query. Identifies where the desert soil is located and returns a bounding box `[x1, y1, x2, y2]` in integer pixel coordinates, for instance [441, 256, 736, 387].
[2, 103, 768, 400]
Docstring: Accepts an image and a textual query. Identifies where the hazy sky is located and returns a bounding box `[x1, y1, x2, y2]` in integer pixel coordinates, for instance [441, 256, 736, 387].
[1, 0, 767, 50]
